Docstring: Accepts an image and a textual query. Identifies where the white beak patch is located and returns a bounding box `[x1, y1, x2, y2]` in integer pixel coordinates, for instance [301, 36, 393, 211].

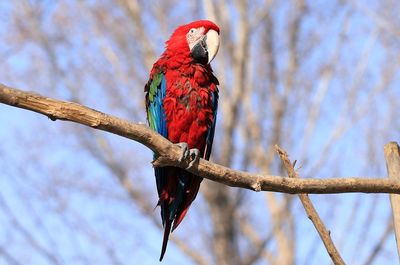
[206, 29, 220, 64]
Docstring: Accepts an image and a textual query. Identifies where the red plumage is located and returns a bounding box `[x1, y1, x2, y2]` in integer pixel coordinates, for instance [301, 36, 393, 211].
[145, 20, 220, 261]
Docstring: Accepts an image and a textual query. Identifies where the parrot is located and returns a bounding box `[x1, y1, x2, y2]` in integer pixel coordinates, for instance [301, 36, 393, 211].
[145, 20, 220, 261]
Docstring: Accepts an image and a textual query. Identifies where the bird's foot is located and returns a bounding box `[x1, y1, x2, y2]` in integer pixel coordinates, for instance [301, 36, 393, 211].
[175, 142, 200, 169]
[187, 148, 200, 169]
[175, 142, 190, 162]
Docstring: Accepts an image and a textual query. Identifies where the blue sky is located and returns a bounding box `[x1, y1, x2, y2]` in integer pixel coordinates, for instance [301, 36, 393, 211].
[0, 1, 399, 264]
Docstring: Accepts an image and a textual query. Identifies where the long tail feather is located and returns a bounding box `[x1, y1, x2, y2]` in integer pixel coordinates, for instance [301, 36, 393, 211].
[172, 175, 202, 231]
[159, 219, 172, 261]
[157, 170, 203, 259]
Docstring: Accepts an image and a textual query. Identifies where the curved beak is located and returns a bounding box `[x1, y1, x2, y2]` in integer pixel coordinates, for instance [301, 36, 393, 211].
[205, 29, 220, 64]
[190, 29, 220, 65]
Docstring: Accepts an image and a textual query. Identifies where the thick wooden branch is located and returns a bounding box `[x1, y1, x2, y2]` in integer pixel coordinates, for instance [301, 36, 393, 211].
[1, 83, 400, 195]
[276, 145, 345, 265]
[384, 142, 400, 257]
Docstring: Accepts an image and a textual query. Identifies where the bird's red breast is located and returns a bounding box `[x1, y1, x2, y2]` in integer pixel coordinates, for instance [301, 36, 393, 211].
[162, 65, 217, 151]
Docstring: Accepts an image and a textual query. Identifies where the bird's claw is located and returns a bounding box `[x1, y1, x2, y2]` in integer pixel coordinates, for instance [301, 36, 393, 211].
[188, 148, 200, 169]
[176, 142, 190, 162]
[174, 143, 200, 169]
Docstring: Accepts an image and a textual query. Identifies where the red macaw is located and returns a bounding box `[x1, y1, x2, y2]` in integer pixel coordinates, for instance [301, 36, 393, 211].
[145, 20, 220, 261]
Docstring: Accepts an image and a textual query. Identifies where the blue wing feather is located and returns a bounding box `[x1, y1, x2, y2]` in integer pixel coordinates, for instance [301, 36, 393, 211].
[145, 72, 168, 219]
[147, 73, 167, 137]
[204, 87, 219, 160]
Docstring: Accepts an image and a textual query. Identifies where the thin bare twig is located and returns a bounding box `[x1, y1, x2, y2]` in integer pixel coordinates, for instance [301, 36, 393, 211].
[275, 145, 345, 265]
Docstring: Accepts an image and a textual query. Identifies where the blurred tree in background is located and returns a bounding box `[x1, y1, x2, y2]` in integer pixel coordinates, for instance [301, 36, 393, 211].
[0, 1, 399, 264]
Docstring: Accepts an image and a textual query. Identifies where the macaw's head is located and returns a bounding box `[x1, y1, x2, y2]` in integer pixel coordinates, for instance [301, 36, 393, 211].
[165, 20, 220, 65]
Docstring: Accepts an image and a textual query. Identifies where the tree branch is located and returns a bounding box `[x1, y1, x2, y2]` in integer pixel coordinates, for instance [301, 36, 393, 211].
[1, 83, 400, 195]
[276, 145, 345, 265]
[384, 142, 400, 257]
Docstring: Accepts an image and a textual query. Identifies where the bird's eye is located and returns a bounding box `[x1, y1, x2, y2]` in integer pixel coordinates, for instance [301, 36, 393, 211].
[189, 28, 195, 34]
